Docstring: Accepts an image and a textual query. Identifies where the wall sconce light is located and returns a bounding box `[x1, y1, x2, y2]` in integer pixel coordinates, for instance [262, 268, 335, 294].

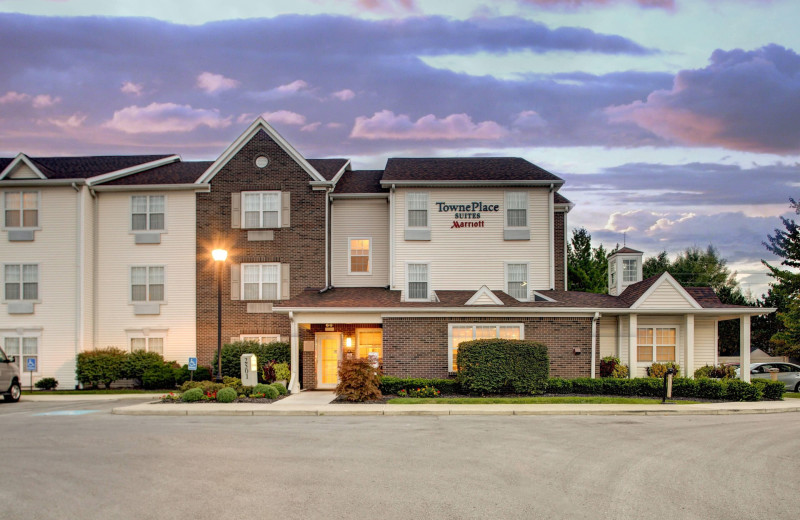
[345, 336, 353, 349]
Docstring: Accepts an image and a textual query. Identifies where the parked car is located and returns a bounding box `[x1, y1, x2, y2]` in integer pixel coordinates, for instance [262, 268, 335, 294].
[737, 362, 800, 392]
[0, 345, 21, 402]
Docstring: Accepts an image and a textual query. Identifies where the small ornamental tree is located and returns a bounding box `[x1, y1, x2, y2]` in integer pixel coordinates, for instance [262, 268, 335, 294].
[335, 357, 382, 402]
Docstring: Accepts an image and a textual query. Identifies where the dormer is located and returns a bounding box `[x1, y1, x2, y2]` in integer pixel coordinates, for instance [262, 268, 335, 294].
[608, 247, 643, 296]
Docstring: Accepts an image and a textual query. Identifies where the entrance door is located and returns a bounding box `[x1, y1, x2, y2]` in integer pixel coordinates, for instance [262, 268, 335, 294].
[316, 333, 342, 388]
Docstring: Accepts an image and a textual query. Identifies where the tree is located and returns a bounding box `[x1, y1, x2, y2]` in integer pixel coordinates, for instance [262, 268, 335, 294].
[643, 251, 670, 279]
[567, 228, 609, 293]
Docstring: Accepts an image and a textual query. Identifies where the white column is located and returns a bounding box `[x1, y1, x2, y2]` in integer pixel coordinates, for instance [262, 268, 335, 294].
[684, 314, 694, 378]
[628, 314, 638, 379]
[289, 312, 300, 393]
[740, 315, 751, 382]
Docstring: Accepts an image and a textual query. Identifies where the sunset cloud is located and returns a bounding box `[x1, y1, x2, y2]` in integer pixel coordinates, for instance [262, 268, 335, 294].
[31, 94, 60, 108]
[332, 89, 355, 101]
[351, 110, 509, 140]
[196, 72, 240, 94]
[47, 114, 87, 129]
[121, 81, 143, 96]
[262, 110, 307, 126]
[0, 91, 30, 104]
[104, 103, 231, 133]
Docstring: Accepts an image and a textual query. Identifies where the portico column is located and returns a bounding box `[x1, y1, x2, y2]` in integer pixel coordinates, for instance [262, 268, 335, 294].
[740, 315, 751, 382]
[289, 312, 300, 393]
[628, 314, 637, 379]
[684, 314, 694, 378]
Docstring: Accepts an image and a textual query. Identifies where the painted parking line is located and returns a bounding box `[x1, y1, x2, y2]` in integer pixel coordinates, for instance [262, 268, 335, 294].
[33, 410, 101, 416]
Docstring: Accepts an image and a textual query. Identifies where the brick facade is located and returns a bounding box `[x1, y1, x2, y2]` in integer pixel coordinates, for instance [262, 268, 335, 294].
[382, 316, 598, 379]
[554, 211, 566, 291]
[196, 129, 326, 367]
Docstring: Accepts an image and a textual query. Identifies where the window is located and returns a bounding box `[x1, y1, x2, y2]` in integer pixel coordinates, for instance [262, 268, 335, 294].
[4, 264, 37, 301]
[637, 327, 676, 363]
[131, 195, 165, 231]
[506, 263, 529, 300]
[356, 329, 383, 366]
[4, 191, 38, 228]
[130, 336, 164, 355]
[448, 323, 523, 372]
[609, 261, 617, 286]
[240, 334, 281, 344]
[406, 263, 429, 300]
[406, 192, 428, 228]
[242, 191, 280, 228]
[349, 238, 371, 274]
[2, 335, 38, 371]
[623, 259, 637, 283]
[242, 263, 279, 300]
[505, 192, 527, 227]
[131, 266, 164, 302]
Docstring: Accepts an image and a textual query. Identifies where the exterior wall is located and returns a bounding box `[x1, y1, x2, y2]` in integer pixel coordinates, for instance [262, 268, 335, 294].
[196, 129, 326, 367]
[94, 190, 197, 364]
[637, 283, 695, 309]
[81, 186, 94, 357]
[0, 186, 79, 386]
[634, 315, 683, 377]
[382, 316, 595, 379]
[331, 198, 389, 287]
[598, 316, 617, 358]
[693, 317, 717, 372]
[391, 187, 552, 296]
[554, 210, 566, 291]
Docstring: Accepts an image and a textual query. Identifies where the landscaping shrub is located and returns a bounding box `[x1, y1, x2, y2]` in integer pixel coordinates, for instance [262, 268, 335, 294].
[271, 382, 288, 396]
[647, 362, 680, 378]
[180, 380, 225, 394]
[631, 378, 663, 397]
[76, 347, 127, 389]
[600, 356, 628, 378]
[142, 364, 176, 390]
[398, 386, 440, 398]
[222, 376, 245, 395]
[457, 339, 549, 394]
[274, 363, 291, 382]
[612, 364, 629, 379]
[570, 378, 604, 395]
[601, 378, 636, 396]
[123, 351, 168, 385]
[670, 377, 699, 398]
[336, 357, 382, 402]
[181, 387, 204, 402]
[694, 364, 736, 379]
[212, 341, 290, 379]
[262, 360, 277, 384]
[724, 379, 762, 401]
[696, 378, 726, 400]
[750, 379, 785, 400]
[545, 378, 573, 394]
[34, 377, 58, 391]
[174, 364, 212, 385]
[216, 387, 237, 403]
[252, 384, 279, 399]
[379, 377, 460, 395]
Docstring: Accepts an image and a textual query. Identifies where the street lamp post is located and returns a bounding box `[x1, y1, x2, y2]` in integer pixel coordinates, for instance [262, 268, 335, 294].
[212, 248, 228, 382]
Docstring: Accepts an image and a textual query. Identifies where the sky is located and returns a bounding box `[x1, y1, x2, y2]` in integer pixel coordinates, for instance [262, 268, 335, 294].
[1, 0, 799, 298]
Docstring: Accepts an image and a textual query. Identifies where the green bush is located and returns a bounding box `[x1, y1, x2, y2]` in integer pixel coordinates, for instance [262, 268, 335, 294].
[336, 357, 382, 402]
[123, 351, 167, 385]
[174, 364, 213, 385]
[750, 379, 785, 400]
[724, 379, 762, 401]
[180, 380, 225, 395]
[76, 348, 128, 389]
[216, 387, 238, 403]
[694, 364, 737, 379]
[271, 382, 288, 396]
[647, 362, 680, 378]
[34, 377, 58, 391]
[142, 364, 176, 390]
[570, 378, 604, 395]
[601, 378, 636, 396]
[696, 378, 726, 399]
[457, 339, 549, 394]
[274, 362, 291, 381]
[251, 384, 279, 399]
[181, 387, 204, 402]
[670, 377, 698, 398]
[212, 341, 290, 379]
[545, 378, 573, 394]
[380, 377, 460, 395]
[600, 356, 629, 378]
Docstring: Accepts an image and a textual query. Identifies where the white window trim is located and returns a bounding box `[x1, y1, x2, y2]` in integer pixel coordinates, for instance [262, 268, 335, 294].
[130, 194, 167, 233]
[2, 190, 41, 231]
[240, 334, 281, 344]
[404, 191, 430, 230]
[622, 258, 638, 283]
[504, 262, 530, 301]
[240, 262, 281, 301]
[404, 261, 431, 301]
[1, 329, 41, 372]
[609, 261, 617, 287]
[636, 325, 679, 366]
[348, 236, 372, 275]
[2, 263, 40, 303]
[447, 323, 525, 373]
[129, 265, 167, 304]
[126, 330, 167, 354]
[504, 191, 528, 229]
[241, 190, 282, 229]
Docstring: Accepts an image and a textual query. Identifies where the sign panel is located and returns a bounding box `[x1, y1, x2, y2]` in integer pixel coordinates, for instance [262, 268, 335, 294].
[25, 357, 37, 372]
[188, 357, 198, 371]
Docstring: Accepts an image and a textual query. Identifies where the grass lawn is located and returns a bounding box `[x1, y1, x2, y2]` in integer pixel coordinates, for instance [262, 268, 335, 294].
[388, 396, 701, 405]
[784, 392, 800, 399]
[22, 389, 173, 395]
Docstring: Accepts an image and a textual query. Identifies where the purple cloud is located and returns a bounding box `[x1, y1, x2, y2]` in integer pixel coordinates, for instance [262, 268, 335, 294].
[350, 110, 509, 140]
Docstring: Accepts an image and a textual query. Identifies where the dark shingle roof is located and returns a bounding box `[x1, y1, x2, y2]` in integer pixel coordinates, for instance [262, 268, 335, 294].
[554, 192, 572, 204]
[102, 161, 211, 185]
[613, 246, 643, 255]
[334, 170, 387, 194]
[617, 275, 661, 306]
[381, 157, 563, 183]
[307, 158, 348, 181]
[0, 155, 173, 180]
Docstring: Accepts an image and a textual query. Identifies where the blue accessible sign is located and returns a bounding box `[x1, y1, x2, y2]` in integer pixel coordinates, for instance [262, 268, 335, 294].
[188, 357, 198, 371]
[25, 357, 37, 372]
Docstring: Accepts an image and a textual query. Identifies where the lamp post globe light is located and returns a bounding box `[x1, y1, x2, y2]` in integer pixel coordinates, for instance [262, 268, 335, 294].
[212, 249, 228, 382]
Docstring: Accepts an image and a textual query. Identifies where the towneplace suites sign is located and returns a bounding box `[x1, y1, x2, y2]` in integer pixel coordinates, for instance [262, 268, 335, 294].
[435, 201, 499, 229]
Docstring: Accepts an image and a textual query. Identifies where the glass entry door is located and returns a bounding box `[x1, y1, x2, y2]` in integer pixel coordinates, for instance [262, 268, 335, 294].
[316, 333, 342, 388]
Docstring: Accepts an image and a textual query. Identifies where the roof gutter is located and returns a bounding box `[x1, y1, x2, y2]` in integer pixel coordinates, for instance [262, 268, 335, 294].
[90, 183, 211, 192]
[271, 306, 777, 316]
[379, 179, 565, 187]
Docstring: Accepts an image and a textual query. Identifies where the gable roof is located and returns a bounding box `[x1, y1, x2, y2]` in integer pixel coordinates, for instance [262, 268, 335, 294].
[334, 170, 388, 194]
[100, 161, 212, 186]
[196, 118, 326, 184]
[627, 272, 702, 310]
[307, 159, 349, 181]
[0, 154, 174, 181]
[380, 157, 564, 185]
[465, 286, 504, 305]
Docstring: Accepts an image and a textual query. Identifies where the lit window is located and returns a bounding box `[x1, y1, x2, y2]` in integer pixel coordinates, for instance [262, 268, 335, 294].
[4, 264, 38, 301]
[349, 238, 371, 274]
[637, 327, 676, 363]
[407, 193, 428, 228]
[240, 334, 281, 344]
[506, 263, 528, 300]
[131, 266, 164, 302]
[448, 323, 523, 372]
[623, 259, 637, 283]
[242, 191, 281, 228]
[357, 329, 382, 366]
[407, 263, 429, 300]
[131, 195, 165, 231]
[505, 192, 527, 228]
[130, 336, 164, 355]
[242, 263, 279, 300]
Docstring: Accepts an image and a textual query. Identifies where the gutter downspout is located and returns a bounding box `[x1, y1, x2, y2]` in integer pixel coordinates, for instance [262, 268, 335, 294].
[324, 187, 331, 288]
[548, 183, 555, 290]
[289, 311, 300, 394]
[591, 312, 601, 379]
[389, 184, 395, 289]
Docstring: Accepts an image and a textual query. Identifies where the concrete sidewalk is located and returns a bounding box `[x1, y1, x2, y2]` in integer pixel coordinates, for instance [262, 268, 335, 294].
[24, 393, 166, 402]
[111, 397, 800, 417]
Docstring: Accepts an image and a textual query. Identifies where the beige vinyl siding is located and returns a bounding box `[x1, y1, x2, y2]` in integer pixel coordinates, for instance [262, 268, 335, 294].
[94, 191, 197, 364]
[637, 283, 696, 309]
[693, 317, 717, 372]
[471, 292, 498, 305]
[0, 187, 79, 386]
[7, 163, 39, 179]
[332, 199, 389, 287]
[392, 187, 551, 295]
[598, 317, 617, 358]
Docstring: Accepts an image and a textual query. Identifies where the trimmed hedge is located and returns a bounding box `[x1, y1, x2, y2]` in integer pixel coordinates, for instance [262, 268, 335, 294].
[212, 341, 290, 379]
[380, 377, 460, 395]
[76, 348, 128, 389]
[142, 364, 176, 390]
[545, 376, 771, 401]
[750, 379, 786, 400]
[457, 339, 549, 394]
[216, 387, 238, 403]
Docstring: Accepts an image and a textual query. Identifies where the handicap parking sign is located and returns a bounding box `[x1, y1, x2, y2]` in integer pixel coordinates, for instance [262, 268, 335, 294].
[25, 357, 37, 372]
[188, 357, 198, 371]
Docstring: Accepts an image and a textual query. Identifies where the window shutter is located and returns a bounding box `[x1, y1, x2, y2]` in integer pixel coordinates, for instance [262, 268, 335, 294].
[280, 263, 290, 299]
[231, 193, 241, 229]
[281, 191, 290, 228]
[230, 263, 240, 300]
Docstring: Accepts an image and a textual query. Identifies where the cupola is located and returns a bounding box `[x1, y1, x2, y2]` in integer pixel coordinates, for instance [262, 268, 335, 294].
[608, 247, 643, 296]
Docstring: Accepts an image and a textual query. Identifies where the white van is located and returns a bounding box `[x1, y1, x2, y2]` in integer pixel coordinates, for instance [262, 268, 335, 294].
[0, 346, 21, 402]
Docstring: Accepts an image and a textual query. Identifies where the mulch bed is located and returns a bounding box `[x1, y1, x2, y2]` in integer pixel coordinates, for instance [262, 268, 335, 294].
[331, 393, 720, 404]
[155, 395, 288, 404]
